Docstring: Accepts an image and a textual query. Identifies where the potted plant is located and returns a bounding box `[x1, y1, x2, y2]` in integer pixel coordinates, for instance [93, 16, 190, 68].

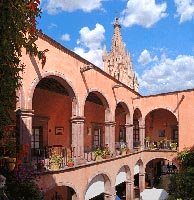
[49, 151, 63, 171]
[94, 148, 104, 161]
[170, 142, 177, 151]
[103, 146, 112, 159]
[120, 147, 129, 155]
[150, 142, 156, 150]
[144, 136, 150, 149]
[67, 158, 74, 167]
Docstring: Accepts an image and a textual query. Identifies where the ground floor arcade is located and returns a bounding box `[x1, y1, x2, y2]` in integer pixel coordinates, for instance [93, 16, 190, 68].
[37, 151, 176, 200]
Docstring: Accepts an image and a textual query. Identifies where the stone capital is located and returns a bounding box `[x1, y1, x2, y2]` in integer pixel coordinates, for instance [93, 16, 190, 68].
[139, 125, 145, 129]
[71, 116, 85, 123]
[139, 173, 146, 176]
[126, 180, 133, 185]
[125, 123, 133, 127]
[104, 121, 116, 126]
[16, 109, 34, 117]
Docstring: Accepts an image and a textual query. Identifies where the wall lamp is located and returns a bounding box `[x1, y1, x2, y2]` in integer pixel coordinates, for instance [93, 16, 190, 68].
[80, 64, 94, 73]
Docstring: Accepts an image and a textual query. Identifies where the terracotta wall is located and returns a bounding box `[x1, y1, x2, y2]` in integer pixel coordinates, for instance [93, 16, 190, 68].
[178, 91, 194, 150]
[134, 91, 194, 150]
[32, 88, 72, 147]
[145, 109, 178, 142]
[115, 106, 126, 142]
[84, 101, 105, 149]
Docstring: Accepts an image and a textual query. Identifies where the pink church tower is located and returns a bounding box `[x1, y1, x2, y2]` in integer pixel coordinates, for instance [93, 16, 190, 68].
[102, 18, 139, 91]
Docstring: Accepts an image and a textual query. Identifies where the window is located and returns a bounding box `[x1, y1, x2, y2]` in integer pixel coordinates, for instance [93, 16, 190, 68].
[119, 126, 126, 143]
[31, 126, 43, 156]
[92, 125, 103, 149]
[133, 119, 140, 147]
[172, 128, 178, 144]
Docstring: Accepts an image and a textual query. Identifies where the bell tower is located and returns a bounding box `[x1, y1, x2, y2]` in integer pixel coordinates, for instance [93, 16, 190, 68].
[102, 18, 139, 91]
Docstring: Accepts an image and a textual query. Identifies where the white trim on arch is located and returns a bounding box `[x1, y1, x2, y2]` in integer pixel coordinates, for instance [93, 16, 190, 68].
[115, 166, 127, 186]
[85, 175, 105, 200]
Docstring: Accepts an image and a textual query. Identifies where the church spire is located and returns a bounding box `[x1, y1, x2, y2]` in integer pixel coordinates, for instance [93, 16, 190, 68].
[103, 18, 139, 92]
[111, 18, 125, 54]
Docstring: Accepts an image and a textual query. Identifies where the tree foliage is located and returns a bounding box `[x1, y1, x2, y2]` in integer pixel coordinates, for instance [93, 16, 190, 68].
[169, 149, 194, 200]
[0, 0, 45, 137]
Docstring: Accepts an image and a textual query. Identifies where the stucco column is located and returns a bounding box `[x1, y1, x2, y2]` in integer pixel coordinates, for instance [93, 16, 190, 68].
[126, 180, 134, 200]
[139, 125, 145, 150]
[139, 173, 145, 193]
[71, 116, 85, 159]
[16, 109, 34, 161]
[104, 188, 116, 200]
[125, 124, 133, 150]
[72, 194, 78, 200]
[104, 121, 116, 153]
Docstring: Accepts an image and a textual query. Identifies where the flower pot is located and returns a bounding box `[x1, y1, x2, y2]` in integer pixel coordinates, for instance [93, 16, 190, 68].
[50, 163, 60, 171]
[121, 150, 127, 155]
[67, 162, 74, 167]
[105, 154, 111, 159]
[95, 155, 103, 161]
[7, 157, 16, 171]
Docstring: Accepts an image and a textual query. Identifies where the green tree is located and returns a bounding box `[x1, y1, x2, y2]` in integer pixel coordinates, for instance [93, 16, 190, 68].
[0, 0, 45, 137]
[169, 149, 194, 200]
[0, 1, 46, 199]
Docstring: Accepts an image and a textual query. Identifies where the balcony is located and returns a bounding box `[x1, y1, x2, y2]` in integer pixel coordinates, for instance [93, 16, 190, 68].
[27, 140, 177, 173]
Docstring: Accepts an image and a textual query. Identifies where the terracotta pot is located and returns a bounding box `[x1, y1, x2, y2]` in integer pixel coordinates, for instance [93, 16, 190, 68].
[95, 155, 103, 161]
[7, 157, 16, 171]
[67, 162, 74, 167]
[121, 150, 127, 155]
[105, 154, 111, 159]
[50, 163, 60, 171]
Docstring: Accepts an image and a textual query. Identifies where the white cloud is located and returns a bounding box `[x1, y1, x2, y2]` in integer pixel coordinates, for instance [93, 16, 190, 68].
[74, 24, 105, 67]
[120, 0, 167, 28]
[61, 33, 70, 41]
[45, 0, 104, 14]
[47, 23, 58, 29]
[138, 49, 154, 65]
[139, 54, 194, 95]
[174, 0, 194, 23]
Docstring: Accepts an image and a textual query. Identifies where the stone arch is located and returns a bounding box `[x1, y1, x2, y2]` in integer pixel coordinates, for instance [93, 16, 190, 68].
[144, 156, 178, 169]
[144, 108, 178, 148]
[84, 172, 112, 200]
[145, 157, 178, 190]
[115, 101, 132, 149]
[134, 159, 145, 194]
[133, 108, 143, 148]
[115, 165, 132, 186]
[144, 107, 178, 121]
[115, 101, 131, 124]
[16, 84, 25, 109]
[133, 108, 143, 125]
[44, 181, 79, 200]
[26, 71, 79, 116]
[134, 159, 144, 175]
[114, 165, 132, 200]
[83, 88, 112, 121]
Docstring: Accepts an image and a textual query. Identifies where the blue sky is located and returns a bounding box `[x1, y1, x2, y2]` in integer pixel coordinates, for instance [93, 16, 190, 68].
[38, 0, 194, 95]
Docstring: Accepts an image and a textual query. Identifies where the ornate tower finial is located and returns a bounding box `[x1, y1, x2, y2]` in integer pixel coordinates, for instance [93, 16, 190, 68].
[114, 17, 121, 28]
[102, 18, 139, 92]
